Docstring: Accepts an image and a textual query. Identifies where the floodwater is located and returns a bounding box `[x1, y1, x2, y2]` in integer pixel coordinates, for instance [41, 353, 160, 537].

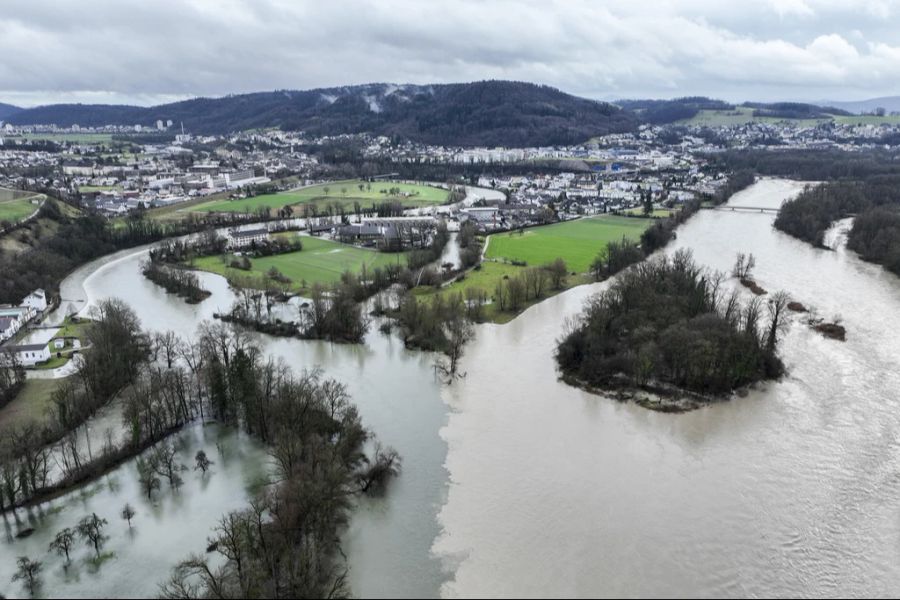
[0, 424, 271, 599]
[433, 178, 900, 597]
[5, 179, 900, 598]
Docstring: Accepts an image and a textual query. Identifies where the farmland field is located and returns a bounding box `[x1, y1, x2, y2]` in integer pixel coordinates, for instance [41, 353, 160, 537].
[190, 235, 408, 291]
[485, 215, 650, 273]
[190, 179, 449, 214]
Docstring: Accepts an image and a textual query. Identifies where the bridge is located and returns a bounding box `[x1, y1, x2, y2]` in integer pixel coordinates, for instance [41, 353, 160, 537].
[705, 205, 780, 214]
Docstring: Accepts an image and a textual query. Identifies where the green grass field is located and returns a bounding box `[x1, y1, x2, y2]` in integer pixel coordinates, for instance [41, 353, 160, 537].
[678, 106, 900, 128]
[7, 133, 114, 143]
[191, 179, 449, 214]
[191, 235, 408, 292]
[485, 215, 650, 273]
[412, 261, 591, 324]
[0, 189, 42, 225]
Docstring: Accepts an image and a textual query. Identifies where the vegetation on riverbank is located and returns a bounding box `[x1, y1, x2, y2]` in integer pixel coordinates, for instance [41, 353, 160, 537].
[774, 175, 900, 277]
[141, 261, 212, 304]
[0, 199, 274, 305]
[191, 236, 407, 295]
[556, 251, 786, 409]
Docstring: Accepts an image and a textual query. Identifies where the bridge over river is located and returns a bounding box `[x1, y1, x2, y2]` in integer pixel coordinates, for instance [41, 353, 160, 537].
[703, 204, 780, 214]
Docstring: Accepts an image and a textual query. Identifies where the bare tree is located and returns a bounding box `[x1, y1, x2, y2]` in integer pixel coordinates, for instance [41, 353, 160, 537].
[766, 291, 791, 351]
[732, 252, 756, 279]
[194, 450, 214, 474]
[357, 442, 402, 494]
[48, 528, 76, 564]
[11, 556, 42, 597]
[154, 330, 180, 369]
[76, 513, 108, 558]
[137, 456, 161, 500]
[121, 503, 136, 528]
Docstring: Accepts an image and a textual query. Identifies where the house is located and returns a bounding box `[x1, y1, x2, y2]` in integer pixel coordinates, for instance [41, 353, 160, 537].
[0, 307, 28, 340]
[228, 227, 270, 249]
[20, 289, 48, 313]
[10, 343, 51, 367]
[0, 316, 17, 343]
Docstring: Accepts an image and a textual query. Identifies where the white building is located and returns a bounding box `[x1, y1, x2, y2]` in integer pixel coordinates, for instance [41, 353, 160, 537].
[10, 343, 51, 367]
[228, 227, 270, 249]
[20, 289, 48, 313]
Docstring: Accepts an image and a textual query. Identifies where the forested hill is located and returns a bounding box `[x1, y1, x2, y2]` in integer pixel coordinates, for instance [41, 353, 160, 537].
[5, 81, 637, 147]
[0, 102, 22, 121]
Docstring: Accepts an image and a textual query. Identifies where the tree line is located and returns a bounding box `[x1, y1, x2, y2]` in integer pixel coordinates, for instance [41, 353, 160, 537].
[0, 199, 274, 305]
[774, 175, 900, 277]
[6, 304, 399, 598]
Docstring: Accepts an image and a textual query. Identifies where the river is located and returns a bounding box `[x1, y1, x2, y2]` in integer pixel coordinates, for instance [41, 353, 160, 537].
[4, 178, 900, 598]
[434, 178, 900, 597]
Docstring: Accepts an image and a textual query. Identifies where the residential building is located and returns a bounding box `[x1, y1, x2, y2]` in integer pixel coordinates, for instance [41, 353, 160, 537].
[10, 343, 51, 367]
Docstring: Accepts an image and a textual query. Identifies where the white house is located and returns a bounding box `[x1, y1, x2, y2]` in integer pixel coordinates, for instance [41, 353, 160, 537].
[0, 307, 28, 340]
[20, 289, 48, 313]
[0, 316, 18, 343]
[10, 343, 51, 367]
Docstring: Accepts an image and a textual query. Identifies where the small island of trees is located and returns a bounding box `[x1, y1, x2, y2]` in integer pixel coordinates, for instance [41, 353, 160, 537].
[555, 250, 787, 411]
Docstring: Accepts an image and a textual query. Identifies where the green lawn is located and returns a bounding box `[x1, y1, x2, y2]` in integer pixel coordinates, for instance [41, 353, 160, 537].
[7, 133, 114, 143]
[485, 215, 650, 273]
[190, 236, 409, 292]
[191, 179, 449, 214]
[0, 189, 42, 224]
[412, 261, 591, 324]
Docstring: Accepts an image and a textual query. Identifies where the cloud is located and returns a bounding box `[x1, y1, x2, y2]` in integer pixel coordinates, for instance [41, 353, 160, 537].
[2, 0, 900, 106]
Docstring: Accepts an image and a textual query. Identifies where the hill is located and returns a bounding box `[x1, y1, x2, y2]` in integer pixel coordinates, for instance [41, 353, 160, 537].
[616, 97, 734, 125]
[6, 81, 638, 147]
[0, 102, 22, 121]
[819, 96, 900, 115]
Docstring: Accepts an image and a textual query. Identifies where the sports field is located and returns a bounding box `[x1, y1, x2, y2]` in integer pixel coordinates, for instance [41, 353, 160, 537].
[485, 215, 650, 273]
[190, 235, 407, 291]
[0, 189, 42, 224]
[191, 179, 449, 214]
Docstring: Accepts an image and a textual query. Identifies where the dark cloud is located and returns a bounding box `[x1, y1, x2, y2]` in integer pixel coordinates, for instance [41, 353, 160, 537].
[2, 0, 900, 106]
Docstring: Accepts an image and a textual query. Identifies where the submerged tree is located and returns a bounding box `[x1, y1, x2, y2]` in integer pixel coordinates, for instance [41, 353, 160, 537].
[48, 527, 76, 564]
[194, 450, 214, 474]
[77, 513, 109, 558]
[11, 556, 42, 597]
[121, 503, 136, 528]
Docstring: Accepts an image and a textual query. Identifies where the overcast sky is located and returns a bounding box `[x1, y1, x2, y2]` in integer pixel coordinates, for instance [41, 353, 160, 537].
[3, 0, 900, 107]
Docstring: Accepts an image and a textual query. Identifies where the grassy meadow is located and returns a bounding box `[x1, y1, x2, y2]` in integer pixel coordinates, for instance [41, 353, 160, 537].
[484, 215, 650, 273]
[190, 235, 408, 292]
[190, 180, 449, 214]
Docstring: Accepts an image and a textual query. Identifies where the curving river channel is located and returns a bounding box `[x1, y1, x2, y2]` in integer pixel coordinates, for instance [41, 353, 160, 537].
[4, 179, 900, 598]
